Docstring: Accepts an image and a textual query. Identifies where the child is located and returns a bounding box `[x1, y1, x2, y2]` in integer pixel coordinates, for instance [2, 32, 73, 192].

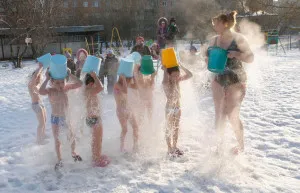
[39, 68, 83, 170]
[162, 64, 192, 157]
[84, 72, 110, 167]
[114, 75, 139, 153]
[28, 63, 46, 144]
[135, 66, 156, 122]
[75, 48, 88, 78]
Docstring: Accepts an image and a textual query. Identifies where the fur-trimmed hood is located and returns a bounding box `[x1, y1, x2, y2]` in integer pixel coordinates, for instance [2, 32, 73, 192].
[157, 17, 168, 27]
[76, 48, 88, 61]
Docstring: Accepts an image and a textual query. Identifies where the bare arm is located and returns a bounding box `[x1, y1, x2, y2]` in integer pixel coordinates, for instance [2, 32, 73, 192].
[29, 63, 43, 86]
[228, 34, 254, 63]
[65, 71, 83, 90]
[39, 68, 50, 95]
[90, 72, 104, 95]
[179, 64, 193, 81]
[161, 65, 169, 84]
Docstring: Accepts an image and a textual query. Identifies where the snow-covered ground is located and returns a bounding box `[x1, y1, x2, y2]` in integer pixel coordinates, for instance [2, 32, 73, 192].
[0, 49, 299, 193]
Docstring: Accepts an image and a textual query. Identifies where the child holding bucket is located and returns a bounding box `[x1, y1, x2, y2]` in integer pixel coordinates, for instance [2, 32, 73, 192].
[39, 54, 83, 170]
[114, 58, 140, 153]
[82, 55, 110, 167]
[135, 55, 156, 122]
[28, 62, 47, 144]
[206, 11, 254, 154]
[161, 48, 193, 157]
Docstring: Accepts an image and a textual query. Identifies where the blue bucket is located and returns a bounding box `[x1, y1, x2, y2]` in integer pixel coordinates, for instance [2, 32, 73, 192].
[127, 52, 142, 64]
[37, 53, 51, 68]
[207, 47, 228, 73]
[49, 54, 67, 80]
[82, 55, 102, 75]
[117, 58, 134, 78]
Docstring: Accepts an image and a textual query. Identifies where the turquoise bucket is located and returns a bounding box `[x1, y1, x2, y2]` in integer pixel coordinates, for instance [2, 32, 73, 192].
[37, 53, 51, 68]
[82, 55, 102, 75]
[207, 47, 228, 73]
[117, 58, 134, 78]
[49, 54, 67, 80]
[127, 52, 142, 64]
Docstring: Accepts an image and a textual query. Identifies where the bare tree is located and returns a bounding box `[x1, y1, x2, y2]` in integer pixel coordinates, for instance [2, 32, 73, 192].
[0, 0, 64, 68]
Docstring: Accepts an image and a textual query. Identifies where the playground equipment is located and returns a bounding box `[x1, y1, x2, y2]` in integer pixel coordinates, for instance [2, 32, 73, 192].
[265, 29, 286, 55]
[85, 33, 103, 56]
[110, 27, 124, 57]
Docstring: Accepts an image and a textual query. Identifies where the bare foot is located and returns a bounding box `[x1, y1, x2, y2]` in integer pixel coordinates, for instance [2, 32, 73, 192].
[230, 146, 244, 155]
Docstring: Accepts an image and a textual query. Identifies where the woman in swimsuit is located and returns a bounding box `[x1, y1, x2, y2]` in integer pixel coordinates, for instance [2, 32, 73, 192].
[114, 75, 139, 153]
[205, 11, 254, 154]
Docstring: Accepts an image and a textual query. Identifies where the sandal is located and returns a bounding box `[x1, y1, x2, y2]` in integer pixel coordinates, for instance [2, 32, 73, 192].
[174, 148, 184, 157]
[72, 154, 83, 162]
[54, 161, 63, 171]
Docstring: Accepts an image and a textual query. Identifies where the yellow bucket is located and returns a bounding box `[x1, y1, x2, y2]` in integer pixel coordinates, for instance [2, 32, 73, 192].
[161, 47, 179, 68]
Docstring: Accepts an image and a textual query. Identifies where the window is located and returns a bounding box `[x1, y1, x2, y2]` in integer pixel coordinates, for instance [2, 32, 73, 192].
[93, 1, 99, 7]
[162, 1, 167, 6]
[83, 1, 88, 7]
[63, 0, 68, 8]
[73, 0, 77, 7]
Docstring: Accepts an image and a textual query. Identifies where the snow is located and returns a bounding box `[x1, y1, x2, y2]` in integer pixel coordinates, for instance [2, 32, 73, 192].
[0, 48, 299, 193]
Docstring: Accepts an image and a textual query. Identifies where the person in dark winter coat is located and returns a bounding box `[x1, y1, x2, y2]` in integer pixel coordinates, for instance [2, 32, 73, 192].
[99, 49, 119, 94]
[65, 51, 76, 75]
[131, 36, 151, 56]
[157, 17, 168, 49]
[166, 17, 179, 47]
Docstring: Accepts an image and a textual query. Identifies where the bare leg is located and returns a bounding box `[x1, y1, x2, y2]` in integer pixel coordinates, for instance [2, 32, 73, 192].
[172, 110, 181, 150]
[165, 113, 174, 153]
[117, 110, 128, 152]
[41, 106, 47, 138]
[92, 123, 103, 162]
[225, 83, 246, 153]
[211, 80, 226, 148]
[129, 114, 139, 152]
[52, 125, 62, 161]
[35, 110, 46, 144]
[146, 99, 153, 122]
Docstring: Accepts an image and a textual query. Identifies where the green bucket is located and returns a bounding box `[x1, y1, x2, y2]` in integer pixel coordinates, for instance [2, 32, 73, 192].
[140, 55, 155, 75]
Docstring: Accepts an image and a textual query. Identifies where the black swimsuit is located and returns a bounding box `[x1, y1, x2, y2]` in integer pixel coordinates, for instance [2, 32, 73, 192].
[214, 37, 247, 87]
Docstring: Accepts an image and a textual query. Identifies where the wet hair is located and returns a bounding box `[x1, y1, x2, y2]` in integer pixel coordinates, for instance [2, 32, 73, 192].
[85, 73, 95, 85]
[167, 66, 180, 75]
[190, 45, 197, 52]
[213, 11, 237, 29]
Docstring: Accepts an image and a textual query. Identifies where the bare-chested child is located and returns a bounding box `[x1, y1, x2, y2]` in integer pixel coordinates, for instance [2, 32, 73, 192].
[84, 72, 110, 167]
[114, 75, 139, 153]
[135, 66, 156, 122]
[39, 68, 83, 170]
[28, 63, 46, 144]
[162, 64, 192, 157]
